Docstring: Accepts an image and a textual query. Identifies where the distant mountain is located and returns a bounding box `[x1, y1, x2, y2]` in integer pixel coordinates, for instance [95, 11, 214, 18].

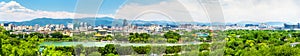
[8, 18, 73, 26]
[264, 22, 285, 27]
[0, 21, 8, 23]
[6, 18, 291, 27]
[236, 21, 260, 25]
[7, 17, 210, 26]
[231, 21, 288, 27]
[8, 17, 114, 26]
[131, 20, 178, 25]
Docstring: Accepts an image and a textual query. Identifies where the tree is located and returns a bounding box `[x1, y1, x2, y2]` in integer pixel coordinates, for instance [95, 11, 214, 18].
[198, 51, 210, 56]
[167, 39, 177, 43]
[88, 52, 102, 56]
[164, 31, 181, 43]
[114, 33, 127, 41]
[199, 43, 210, 52]
[133, 46, 151, 54]
[0, 28, 42, 56]
[75, 44, 84, 55]
[128, 33, 150, 43]
[102, 44, 117, 55]
[106, 53, 119, 56]
[42, 46, 72, 56]
[181, 50, 199, 56]
[224, 30, 300, 56]
[0, 26, 6, 32]
[29, 32, 45, 38]
[103, 35, 113, 41]
[50, 32, 64, 38]
[0, 26, 5, 55]
[85, 47, 99, 56]
[165, 46, 181, 54]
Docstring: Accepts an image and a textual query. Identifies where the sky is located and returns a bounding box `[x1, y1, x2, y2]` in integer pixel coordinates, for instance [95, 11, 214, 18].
[0, 0, 126, 21]
[0, 0, 125, 14]
[0, 0, 300, 23]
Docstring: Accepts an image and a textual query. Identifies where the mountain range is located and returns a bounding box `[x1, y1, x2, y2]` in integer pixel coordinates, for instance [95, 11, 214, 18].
[7, 17, 114, 26]
[3, 17, 289, 26]
[0, 21, 8, 23]
[5, 17, 205, 26]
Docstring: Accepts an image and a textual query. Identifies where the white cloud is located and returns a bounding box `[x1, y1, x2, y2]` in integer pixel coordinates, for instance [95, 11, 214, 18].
[178, 0, 210, 22]
[221, 0, 300, 23]
[116, 0, 300, 23]
[0, 1, 113, 22]
[115, 0, 196, 22]
[2, 0, 300, 23]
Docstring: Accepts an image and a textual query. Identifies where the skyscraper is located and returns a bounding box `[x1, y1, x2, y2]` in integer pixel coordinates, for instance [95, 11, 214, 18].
[123, 19, 128, 27]
[67, 23, 74, 30]
[298, 23, 300, 28]
[34, 24, 40, 31]
[284, 23, 298, 29]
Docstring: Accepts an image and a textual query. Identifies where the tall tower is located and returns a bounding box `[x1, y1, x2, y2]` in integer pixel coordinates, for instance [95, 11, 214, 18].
[34, 24, 40, 31]
[123, 19, 128, 27]
[298, 23, 300, 28]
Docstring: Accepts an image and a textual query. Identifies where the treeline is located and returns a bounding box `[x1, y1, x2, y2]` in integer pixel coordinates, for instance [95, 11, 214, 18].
[128, 31, 190, 43]
[45, 44, 210, 56]
[8, 32, 70, 38]
[225, 30, 300, 56]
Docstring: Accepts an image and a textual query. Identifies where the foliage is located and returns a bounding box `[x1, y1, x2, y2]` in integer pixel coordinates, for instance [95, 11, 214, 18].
[199, 43, 210, 52]
[240, 45, 300, 56]
[106, 53, 119, 56]
[165, 46, 181, 54]
[132, 46, 151, 54]
[225, 30, 300, 56]
[42, 46, 72, 56]
[102, 44, 117, 55]
[88, 52, 102, 56]
[129, 33, 150, 43]
[50, 32, 65, 38]
[164, 31, 181, 43]
[100, 35, 113, 41]
[1, 28, 42, 56]
[75, 44, 84, 55]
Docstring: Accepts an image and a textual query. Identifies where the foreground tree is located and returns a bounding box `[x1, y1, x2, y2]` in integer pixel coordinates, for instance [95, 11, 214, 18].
[50, 32, 64, 38]
[164, 31, 181, 43]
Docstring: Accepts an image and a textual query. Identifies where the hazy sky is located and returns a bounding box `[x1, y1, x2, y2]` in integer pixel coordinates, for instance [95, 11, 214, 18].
[0, 0, 300, 23]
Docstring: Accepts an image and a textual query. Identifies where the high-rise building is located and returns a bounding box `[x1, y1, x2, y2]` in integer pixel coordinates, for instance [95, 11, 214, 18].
[298, 23, 300, 28]
[258, 23, 268, 28]
[67, 23, 74, 29]
[7, 23, 13, 30]
[60, 24, 65, 29]
[3, 23, 9, 26]
[245, 24, 259, 27]
[284, 23, 298, 29]
[123, 19, 128, 27]
[34, 24, 40, 31]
